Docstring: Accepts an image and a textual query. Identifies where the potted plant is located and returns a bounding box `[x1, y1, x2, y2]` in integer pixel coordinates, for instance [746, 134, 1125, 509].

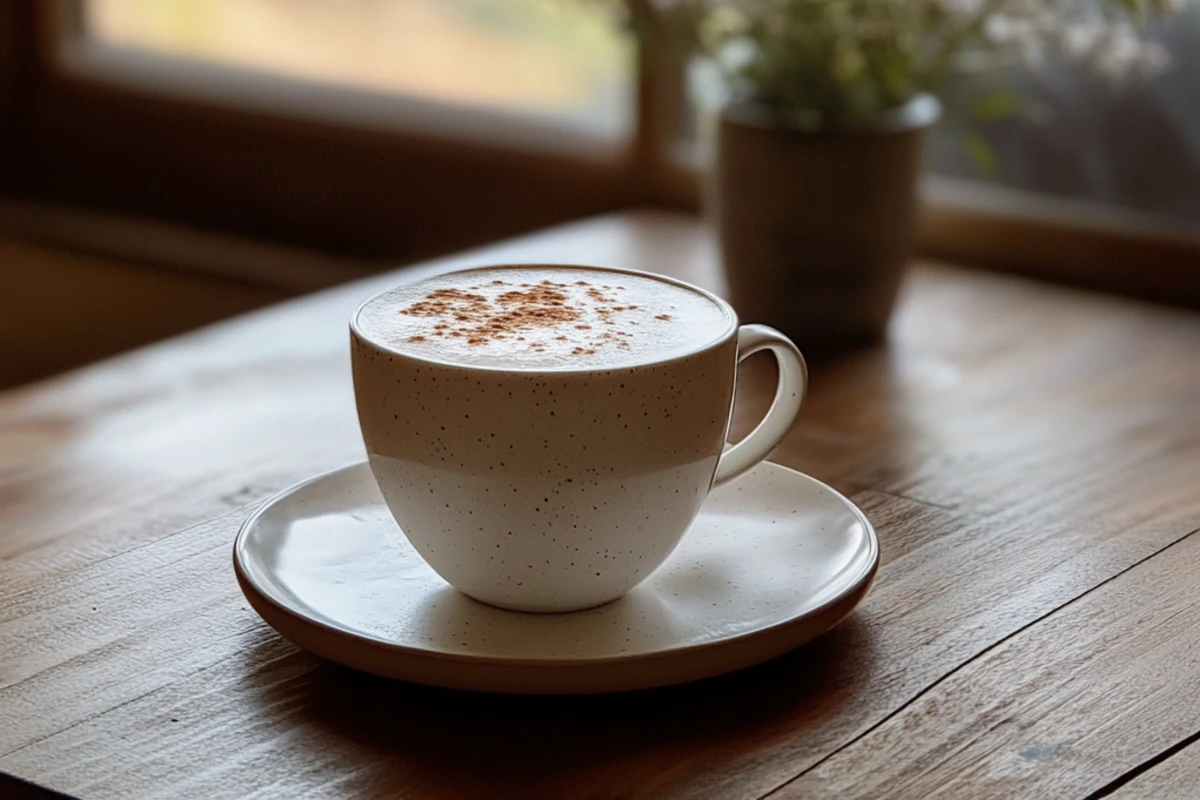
[621, 0, 1182, 350]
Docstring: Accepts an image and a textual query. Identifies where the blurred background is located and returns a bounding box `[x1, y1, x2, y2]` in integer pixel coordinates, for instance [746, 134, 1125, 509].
[2, 0, 1198, 388]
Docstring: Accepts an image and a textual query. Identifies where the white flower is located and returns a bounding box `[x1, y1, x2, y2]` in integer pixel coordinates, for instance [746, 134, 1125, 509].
[1057, 23, 1103, 58]
[1092, 21, 1164, 82]
[1139, 43, 1172, 77]
[715, 36, 757, 73]
[984, 14, 1035, 44]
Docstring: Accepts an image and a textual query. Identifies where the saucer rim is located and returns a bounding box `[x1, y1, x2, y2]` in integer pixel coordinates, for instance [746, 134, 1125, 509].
[233, 460, 879, 671]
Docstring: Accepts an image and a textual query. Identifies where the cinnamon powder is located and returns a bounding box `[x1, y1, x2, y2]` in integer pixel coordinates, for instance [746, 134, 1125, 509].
[398, 279, 660, 355]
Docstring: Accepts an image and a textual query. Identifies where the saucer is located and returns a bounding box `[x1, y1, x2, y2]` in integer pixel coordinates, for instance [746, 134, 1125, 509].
[233, 461, 878, 694]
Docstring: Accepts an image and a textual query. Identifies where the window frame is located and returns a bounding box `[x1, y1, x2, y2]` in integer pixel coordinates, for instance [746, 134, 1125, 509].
[6, 0, 670, 260]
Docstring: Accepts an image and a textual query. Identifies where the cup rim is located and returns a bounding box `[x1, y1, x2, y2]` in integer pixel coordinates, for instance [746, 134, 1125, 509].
[350, 263, 740, 375]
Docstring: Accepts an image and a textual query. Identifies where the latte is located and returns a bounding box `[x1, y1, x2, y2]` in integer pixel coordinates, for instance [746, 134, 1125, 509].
[355, 266, 734, 369]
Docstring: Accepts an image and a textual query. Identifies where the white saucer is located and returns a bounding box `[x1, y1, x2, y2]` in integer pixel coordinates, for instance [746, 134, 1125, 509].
[233, 461, 878, 694]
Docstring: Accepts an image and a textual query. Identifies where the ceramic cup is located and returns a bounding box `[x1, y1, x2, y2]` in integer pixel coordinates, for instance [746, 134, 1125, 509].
[350, 264, 807, 612]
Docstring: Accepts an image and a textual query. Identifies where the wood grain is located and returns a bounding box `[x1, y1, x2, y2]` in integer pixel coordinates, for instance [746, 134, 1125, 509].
[3, 211, 1200, 798]
[1108, 738, 1200, 799]
[779, 526, 1200, 799]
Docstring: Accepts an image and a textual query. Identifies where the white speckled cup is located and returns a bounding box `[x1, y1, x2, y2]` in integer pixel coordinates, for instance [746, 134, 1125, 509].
[351, 265, 807, 613]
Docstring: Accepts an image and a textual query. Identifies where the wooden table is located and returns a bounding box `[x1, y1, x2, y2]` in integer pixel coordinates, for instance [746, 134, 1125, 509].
[3, 211, 1200, 800]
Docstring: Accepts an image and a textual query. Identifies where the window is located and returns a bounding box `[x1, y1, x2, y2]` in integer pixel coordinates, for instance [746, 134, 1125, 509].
[3, 1, 1198, 304]
[920, 5, 1200, 304]
[83, 0, 633, 145]
[5, 1, 652, 261]
[928, 5, 1200, 228]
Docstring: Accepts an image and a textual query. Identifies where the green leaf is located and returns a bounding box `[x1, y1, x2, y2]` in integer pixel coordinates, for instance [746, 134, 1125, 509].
[971, 91, 1025, 124]
[961, 131, 999, 177]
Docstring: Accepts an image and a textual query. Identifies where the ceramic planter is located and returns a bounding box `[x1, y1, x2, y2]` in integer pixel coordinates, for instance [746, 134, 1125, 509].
[713, 94, 940, 352]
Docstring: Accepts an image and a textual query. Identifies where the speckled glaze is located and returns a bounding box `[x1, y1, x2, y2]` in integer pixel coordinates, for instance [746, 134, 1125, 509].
[350, 264, 806, 612]
[232, 460, 879, 694]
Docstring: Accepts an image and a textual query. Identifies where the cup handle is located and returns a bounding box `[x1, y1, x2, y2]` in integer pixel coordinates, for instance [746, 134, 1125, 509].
[712, 324, 808, 488]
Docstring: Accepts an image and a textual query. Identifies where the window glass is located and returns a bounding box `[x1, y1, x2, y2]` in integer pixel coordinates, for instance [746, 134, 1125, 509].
[84, 0, 633, 139]
[927, 6, 1200, 226]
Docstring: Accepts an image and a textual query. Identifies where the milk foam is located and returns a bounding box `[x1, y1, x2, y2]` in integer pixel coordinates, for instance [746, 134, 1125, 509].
[356, 266, 735, 369]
